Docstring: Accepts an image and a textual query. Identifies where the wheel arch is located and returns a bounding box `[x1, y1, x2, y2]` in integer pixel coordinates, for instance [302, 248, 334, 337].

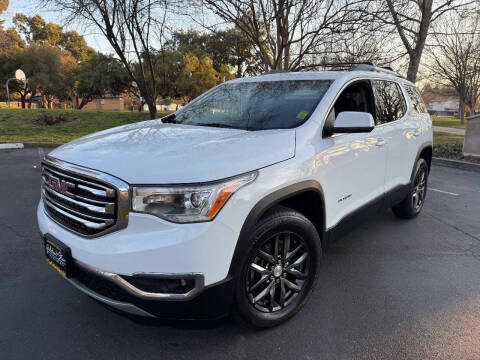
[411, 142, 433, 181]
[228, 180, 326, 278]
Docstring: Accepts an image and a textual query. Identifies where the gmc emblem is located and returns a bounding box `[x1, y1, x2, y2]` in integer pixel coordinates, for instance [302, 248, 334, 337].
[46, 174, 75, 198]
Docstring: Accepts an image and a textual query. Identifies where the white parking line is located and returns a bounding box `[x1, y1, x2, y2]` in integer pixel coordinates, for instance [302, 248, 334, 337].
[429, 188, 459, 196]
[37, 147, 45, 162]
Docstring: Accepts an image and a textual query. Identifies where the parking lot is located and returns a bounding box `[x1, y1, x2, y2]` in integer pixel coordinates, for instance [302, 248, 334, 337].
[1, 147, 480, 359]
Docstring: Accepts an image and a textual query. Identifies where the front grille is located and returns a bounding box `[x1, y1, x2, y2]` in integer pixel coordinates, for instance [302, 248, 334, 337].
[41, 158, 128, 237]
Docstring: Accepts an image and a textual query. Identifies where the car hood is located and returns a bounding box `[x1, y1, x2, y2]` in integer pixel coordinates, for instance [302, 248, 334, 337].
[49, 120, 296, 184]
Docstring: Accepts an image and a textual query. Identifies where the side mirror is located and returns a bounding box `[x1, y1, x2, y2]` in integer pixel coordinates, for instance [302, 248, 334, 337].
[325, 111, 375, 134]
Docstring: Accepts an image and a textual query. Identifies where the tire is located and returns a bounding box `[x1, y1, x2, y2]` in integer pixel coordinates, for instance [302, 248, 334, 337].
[392, 158, 429, 219]
[234, 206, 322, 328]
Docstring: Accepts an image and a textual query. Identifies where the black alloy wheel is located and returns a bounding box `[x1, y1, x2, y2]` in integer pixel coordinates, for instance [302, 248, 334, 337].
[392, 157, 429, 219]
[234, 206, 321, 328]
[411, 164, 427, 212]
[246, 232, 310, 313]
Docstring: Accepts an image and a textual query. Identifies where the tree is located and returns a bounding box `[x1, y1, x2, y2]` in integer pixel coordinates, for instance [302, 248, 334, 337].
[44, 0, 177, 119]
[0, 27, 25, 54]
[59, 31, 95, 62]
[170, 28, 254, 77]
[306, 21, 400, 68]
[425, 13, 480, 123]
[12, 13, 93, 62]
[0, 1, 26, 54]
[0, 52, 28, 106]
[200, 0, 367, 71]
[369, 0, 476, 82]
[0, 0, 8, 14]
[74, 53, 131, 108]
[155, 48, 183, 99]
[13, 14, 62, 46]
[176, 54, 218, 102]
[207, 28, 258, 77]
[13, 45, 76, 108]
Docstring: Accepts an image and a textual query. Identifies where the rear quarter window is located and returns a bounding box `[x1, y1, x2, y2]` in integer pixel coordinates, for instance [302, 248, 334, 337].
[371, 80, 407, 124]
[405, 85, 428, 113]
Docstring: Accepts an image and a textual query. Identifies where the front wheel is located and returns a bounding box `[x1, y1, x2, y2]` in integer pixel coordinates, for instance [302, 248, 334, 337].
[392, 158, 429, 219]
[234, 206, 322, 328]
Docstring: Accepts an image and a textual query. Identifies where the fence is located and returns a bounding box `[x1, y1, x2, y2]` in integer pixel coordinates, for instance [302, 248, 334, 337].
[0, 102, 39, 109]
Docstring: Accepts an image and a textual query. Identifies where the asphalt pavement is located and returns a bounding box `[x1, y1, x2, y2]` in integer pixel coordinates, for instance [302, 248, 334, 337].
[1, 147, 480, 360]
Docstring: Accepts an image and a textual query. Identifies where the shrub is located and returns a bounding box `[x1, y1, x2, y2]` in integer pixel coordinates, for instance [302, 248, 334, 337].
[37, 113, 67, 125]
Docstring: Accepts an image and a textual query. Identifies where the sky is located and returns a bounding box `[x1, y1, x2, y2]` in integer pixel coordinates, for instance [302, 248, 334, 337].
[1, 0, 212, 55]
[1, 0, 114, 53]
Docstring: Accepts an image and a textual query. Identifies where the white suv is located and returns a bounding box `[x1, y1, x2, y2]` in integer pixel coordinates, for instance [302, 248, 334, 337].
[38, 63, 432, 328]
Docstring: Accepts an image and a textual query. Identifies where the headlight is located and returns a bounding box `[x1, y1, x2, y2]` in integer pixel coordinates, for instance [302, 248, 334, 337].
[132, 171, 257, 223]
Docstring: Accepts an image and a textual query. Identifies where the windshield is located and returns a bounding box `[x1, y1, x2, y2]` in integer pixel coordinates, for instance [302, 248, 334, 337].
[171, 80, 332, 130]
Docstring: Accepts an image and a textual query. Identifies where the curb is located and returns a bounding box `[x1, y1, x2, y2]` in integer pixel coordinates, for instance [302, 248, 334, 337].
[432, 157, 480, 172]
[22, 142, 62, 148]
[0, 143, 24, 150]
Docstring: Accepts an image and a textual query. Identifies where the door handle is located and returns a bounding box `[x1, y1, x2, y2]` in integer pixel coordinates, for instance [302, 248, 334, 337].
[376, 138, 387, 147]
[413, 129, 421, 136]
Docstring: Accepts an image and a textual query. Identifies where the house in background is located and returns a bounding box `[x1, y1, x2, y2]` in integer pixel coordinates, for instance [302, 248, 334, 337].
[142, 99, 184, 112]
[82, 95, 124, 111]
[427, 94, 458, 116]
[421, 85, 458, 116]
[159, 99, 184, 111]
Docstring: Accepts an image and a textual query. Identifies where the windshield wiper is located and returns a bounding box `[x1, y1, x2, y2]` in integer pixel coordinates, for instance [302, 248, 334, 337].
[193, 123, 248, 130]
[161, 113, 178, 124]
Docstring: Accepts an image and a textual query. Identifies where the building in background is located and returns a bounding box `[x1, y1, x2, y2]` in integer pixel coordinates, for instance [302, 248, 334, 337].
[421, 85, 458, 116]
[142, 99, 184, 112]
[427, 94, 458, 117]
[82, 95, 124, 111]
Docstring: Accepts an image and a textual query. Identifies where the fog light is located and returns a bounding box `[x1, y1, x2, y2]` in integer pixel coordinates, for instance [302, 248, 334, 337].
[121, 275, 196, 294]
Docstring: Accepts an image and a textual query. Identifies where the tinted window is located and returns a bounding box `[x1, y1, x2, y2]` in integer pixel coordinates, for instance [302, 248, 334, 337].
[173, 80, 332, 130]
[405, 85, 428, 113]
[325, 81, 375, 128]
[371, 80, 407, 124]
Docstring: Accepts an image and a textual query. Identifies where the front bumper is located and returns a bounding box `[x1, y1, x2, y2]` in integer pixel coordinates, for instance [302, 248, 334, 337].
[38, 200, 238, 319]
[67, 259, 234, 319]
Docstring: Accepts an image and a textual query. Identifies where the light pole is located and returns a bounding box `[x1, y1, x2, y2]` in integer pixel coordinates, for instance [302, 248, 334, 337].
[6, 69, 26, 108]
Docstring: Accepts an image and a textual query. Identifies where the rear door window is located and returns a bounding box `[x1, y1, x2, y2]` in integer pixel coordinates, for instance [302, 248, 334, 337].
[405, 85, 428, 113]
[371, 80, 407, 124]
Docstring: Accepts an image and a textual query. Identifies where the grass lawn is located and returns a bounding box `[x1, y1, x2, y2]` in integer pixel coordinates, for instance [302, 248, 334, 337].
[433, 131, 464, 145]
[431, 131, 480, 164]
[431, 116, 466, 129]
[0, 108, 469, 146]
[0, 108, 172, 144]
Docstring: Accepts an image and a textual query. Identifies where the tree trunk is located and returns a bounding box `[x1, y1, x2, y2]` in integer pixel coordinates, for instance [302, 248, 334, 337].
[20, 94, 26, 108]
[236, 60, 242, 78]
[283, 42, 290, 70]
[406, 53, 421, 83]
[459, 97, 465, 125]
[77, 97, 90, 110]
[146, 100, 158, 119]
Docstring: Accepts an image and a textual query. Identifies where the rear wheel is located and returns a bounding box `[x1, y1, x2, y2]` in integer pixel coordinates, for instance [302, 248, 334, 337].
[234, 206, 321, 328]
[392, 158, 428, 219]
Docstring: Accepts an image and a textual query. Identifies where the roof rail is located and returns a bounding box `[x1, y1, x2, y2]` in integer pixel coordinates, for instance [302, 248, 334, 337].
[261, 69, 290, 75]
[293, 62, 373, 72]
[293, 61, 403, 78]
[349, 63, 403, 78]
